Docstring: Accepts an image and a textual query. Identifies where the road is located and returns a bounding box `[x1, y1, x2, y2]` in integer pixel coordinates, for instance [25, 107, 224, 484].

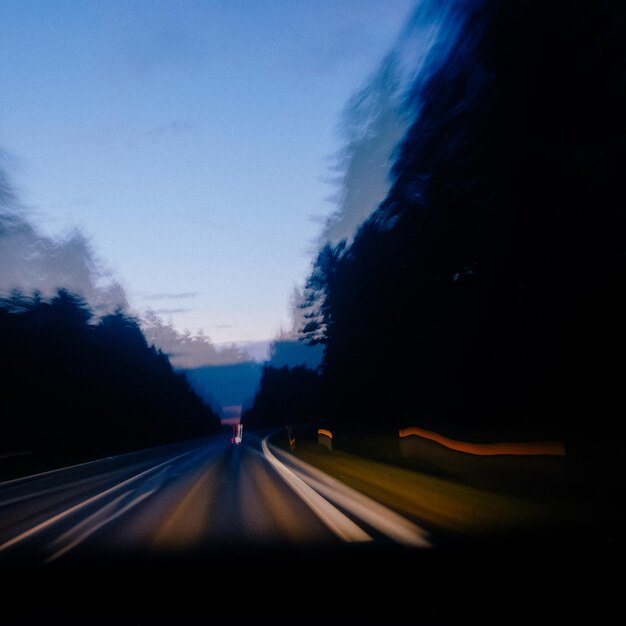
[0, 433, 428, 566]
[0, 435, 606, 625]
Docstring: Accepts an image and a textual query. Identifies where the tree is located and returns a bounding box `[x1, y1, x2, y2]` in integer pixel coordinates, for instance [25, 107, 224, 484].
[0, 289, 221, 465]
[300, 242, 346, 346]
[291, 0, 626, 450]
[244, 366, 323, 430]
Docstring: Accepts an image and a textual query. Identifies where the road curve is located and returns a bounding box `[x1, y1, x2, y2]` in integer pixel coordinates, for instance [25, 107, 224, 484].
[0, 433, 428, 565]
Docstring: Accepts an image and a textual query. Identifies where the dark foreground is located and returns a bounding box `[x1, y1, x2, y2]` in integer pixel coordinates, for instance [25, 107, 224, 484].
[1, 539, 622, 625]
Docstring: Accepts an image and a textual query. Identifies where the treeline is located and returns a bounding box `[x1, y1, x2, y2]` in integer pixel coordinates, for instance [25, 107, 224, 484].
[247, 0, 626, 455]
[243, 366, 322, 430]
[0, 289, 221, 463]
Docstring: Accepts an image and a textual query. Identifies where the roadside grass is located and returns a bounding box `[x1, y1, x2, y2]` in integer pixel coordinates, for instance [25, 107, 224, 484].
[281, 435, 574, 539]
[336, 432, 568, 496]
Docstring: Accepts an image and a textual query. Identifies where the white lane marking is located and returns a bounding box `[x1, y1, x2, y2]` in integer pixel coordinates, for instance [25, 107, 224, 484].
[0, 456, 118, 488]
[45, 489, 156, 563]
[49, 490, 134, 548]
[0, 446, 202, 553]
[48, 466, 172, 549]
[270, 445, 430, 548]
[0, 437, 216, 488]
[0, 454, 202, 509]
[0, 470, 141, 509]
[261, 437, 372, 542]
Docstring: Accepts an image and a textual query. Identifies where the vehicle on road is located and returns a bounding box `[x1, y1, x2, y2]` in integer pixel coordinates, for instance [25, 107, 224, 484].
[231, 423, 243, 445]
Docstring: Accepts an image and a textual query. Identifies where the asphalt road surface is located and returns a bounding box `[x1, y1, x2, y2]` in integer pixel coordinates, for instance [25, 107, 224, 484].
[0, 433, 428, 566]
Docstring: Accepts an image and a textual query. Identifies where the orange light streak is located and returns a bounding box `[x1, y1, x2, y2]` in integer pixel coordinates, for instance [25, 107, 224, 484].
[398, 426, 565, 456]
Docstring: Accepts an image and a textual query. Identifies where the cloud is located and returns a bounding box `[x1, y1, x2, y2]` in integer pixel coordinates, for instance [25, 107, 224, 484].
[142, 291, 198, 301]
[146, 120, 194, 141]
[305, 26, 373, 75]
[50, 196, 95, 209]
[121, 16, 207, 80]
[147, 120, 194, 139]
[1, 165, 128, 314]
[151, 307, 192, 315]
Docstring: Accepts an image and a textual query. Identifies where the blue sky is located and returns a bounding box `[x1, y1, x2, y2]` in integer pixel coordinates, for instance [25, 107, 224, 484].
[0, 0, 414, 344]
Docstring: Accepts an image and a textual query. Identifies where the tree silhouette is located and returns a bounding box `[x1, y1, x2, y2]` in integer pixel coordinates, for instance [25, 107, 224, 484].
[0, 290, 221, 466]
[244, 366, 322, 430]
[271, 0, 626, 467]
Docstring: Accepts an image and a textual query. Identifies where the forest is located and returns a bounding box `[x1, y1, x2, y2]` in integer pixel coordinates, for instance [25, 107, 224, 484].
[0, 289, 221, 468]
[246, 0, 626, 487]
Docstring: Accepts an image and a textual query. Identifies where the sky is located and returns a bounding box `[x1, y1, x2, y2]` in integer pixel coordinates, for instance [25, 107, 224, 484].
[0, 0, 415, 345]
